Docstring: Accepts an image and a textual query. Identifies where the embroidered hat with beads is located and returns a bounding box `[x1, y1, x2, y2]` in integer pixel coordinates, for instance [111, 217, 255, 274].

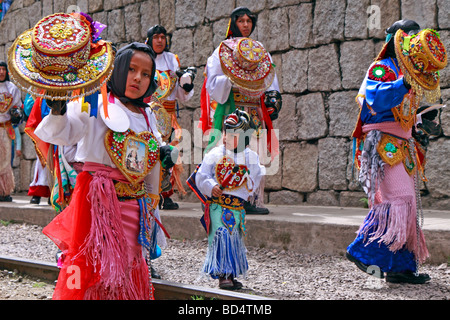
[7, 12, 114, 101]
[394, 28, 447, 101]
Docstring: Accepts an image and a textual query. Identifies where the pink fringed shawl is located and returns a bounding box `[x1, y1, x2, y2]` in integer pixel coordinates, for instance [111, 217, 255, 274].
[359, 122, 429, 263]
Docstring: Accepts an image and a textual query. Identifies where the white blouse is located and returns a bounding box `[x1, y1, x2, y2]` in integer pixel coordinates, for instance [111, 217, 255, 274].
[35, 93, 163, 167]
[0, 81, 22, 123]
[195, 145, 265, 201]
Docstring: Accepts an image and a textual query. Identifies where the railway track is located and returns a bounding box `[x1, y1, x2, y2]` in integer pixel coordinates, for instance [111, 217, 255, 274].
[0, 255, 273, 300]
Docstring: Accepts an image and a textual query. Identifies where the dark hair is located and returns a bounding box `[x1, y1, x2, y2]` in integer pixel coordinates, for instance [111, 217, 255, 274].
[107, 42, 157, 108]
[228, 7, 257, 38]
[0, 61, 10, 82]
[146, 24, 171, 52]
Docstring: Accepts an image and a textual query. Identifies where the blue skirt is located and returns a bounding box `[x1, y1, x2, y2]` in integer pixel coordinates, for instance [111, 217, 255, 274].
[347, 214, 417, 273]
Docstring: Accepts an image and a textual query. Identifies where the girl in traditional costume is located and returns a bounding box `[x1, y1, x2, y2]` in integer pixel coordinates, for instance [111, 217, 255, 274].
[200, 7, 281, 215]
[8, 12, 173, 299]
[347, 20, 447, 284]
[193, 109, 264, 290]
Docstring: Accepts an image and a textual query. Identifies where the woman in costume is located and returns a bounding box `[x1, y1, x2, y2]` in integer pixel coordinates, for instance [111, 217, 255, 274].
[0, 60, 21, 202]
[9, 12, 174, 299]
[195, 109, 264, 290]
[347, 20, 447, 284]
[145, 24, 196, 210]
[200, 7, 281, 215]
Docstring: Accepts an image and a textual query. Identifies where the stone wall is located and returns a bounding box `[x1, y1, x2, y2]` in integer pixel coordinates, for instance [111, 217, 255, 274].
[0, 0, 449, 209]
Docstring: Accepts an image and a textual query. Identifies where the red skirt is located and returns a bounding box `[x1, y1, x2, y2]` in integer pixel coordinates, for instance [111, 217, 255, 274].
[43, 171, 152, 300]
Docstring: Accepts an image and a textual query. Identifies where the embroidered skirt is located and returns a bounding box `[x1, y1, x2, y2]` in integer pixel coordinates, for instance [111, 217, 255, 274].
[43, 169, 152, 300]
[202, 199, 248, 279]
[348, 121, 429, 272]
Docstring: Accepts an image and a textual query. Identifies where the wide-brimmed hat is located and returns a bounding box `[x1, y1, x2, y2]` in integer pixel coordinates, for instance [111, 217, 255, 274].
[219, 37, 274, 98]
[394, 28, 447, 102]
[8, 12, 114, 100]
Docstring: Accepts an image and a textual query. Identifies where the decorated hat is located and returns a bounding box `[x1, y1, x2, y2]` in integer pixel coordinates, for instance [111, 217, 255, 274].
[394, 28, 447, 102]
[219, 37, 275, 98]
[8, 12, 114, 100]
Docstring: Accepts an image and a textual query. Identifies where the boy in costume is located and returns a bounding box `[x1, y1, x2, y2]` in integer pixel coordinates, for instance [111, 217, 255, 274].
[193, 109, 264, 290]
[200, 7, 281, 214]
[347, 20, 447, 284]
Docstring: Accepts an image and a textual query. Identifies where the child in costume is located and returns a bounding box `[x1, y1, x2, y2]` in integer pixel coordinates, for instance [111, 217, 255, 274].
[347, 20, 447, 284]
[193, 109, 264, 290]
[9, 12, 175, 299]
[200, 7, 282, 215]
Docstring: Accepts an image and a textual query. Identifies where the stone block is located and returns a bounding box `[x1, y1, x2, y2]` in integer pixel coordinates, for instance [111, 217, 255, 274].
[368, 0, 401, 40]
[212, 18, 229, 48]
[107, 9, 126, 43]
[340, 40, 375, 90]
[171, 28, 194, 67]
[140, 0, 160, 39]
[206, 0, 235, 21]
[401, 0, 437, 30]
[440, 88, 450, 137]
[124, 3, 141, 42]
[424, 138, 450, 197]
[288, 3, 314, 49]
[88, 0, 103, 13]
[104, 0, 123, 11]
[437, 30, 450, 89]
[437, 0, 450, 29]
[193, 24, 213, 66]
[318, 137, 349, 190]
[269, 190, 304, 205]
[308, 44, 342, 92]
[276, 94, 298, 141]
[281, 49, 308, 94]
[256, 8, 289, 53]
[296, 92, 328, 140]
[159, 0, 176, 33]
[236, 0, 267, 13]
[339, 191, 368, 208]
[175, 0, 206, 28]
[328, 91, 360, 137]
[307, 190, 340, 206]
[344, 0, 370, 40]
[312, 0, 346, 45]
[282, 142, 318, 192]
[21, 134, 37, 161]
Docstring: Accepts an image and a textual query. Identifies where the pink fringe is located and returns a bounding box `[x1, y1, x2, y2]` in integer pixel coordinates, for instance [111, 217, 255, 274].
[76, 168, 149, 300]
[358, 197, 429, 263]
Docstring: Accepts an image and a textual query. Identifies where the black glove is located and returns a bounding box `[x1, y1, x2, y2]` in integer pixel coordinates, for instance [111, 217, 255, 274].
[176, 67, 197, 93]
[159, 145, 179, 169]
[264, 91, 282, 121]
[46, 99, 67, 115]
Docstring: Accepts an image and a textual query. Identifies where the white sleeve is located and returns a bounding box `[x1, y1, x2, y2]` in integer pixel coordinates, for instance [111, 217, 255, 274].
[195, 153, 219, 198]
[35, 100, 89, 146]
[205, 46, 232, 104]
[9, 83, 22, 108]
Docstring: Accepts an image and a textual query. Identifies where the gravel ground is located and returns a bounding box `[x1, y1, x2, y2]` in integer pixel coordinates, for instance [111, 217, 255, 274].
[0, 222, 449, 300]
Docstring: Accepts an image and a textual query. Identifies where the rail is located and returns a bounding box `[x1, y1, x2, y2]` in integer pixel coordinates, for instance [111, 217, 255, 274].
[0, 255, 273, 300]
